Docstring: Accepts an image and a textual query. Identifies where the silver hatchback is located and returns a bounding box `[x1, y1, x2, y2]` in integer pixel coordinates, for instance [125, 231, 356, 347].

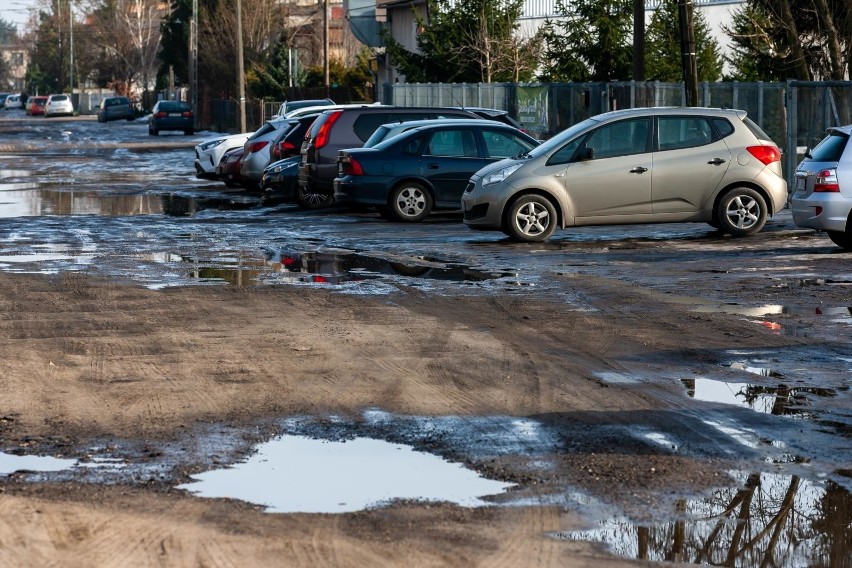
[791, 125, 852, 250]
[462, 107, 787, 242]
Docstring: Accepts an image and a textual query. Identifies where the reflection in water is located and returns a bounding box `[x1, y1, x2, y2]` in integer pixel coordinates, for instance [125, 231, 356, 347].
[0, 188, 165, 217]
[177, 435, 514, 513]
[682, 378, 836, 419]
[178, 249, 516, 286]
[555, 472, 851, 567]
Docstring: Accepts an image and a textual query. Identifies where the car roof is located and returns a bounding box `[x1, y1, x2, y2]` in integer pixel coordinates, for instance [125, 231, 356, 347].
[594, 106, 748, 121]
[282, 102, 382, 118]
[828, 125, 852, 136]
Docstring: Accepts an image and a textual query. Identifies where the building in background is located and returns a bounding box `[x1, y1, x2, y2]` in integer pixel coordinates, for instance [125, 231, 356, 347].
[0, 41, 28, 93]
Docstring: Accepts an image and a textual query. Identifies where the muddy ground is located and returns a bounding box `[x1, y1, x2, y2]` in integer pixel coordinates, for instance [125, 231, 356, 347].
[0, 115, 850, 567]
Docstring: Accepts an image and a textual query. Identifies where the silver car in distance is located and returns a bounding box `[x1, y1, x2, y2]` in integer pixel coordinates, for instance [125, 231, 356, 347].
[462, 107, 787, 242]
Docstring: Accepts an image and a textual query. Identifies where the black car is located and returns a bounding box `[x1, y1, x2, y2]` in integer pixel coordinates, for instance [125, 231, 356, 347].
[297, 106, 480, 209]
[148, 100, 194, 135]
[261, 155, 301, 203]
[333, 120, 538, 222]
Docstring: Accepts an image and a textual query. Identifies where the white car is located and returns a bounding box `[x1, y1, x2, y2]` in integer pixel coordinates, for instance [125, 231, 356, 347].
[4, 94, 23, 110]
[44, 94, 75, 117]
[194, 132, 251, 180]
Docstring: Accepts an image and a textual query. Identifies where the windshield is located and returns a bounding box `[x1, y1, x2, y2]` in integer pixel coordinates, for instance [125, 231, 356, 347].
[806, 131, 849, 162]
[526, 117, 601, 158]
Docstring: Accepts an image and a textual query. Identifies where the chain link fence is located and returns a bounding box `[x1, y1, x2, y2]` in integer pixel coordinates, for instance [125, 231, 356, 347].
[382, 80, 852, 184]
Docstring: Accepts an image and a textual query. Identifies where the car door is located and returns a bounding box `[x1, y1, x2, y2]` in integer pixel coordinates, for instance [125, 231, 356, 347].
[563, 117, 653, 218]
[651, 116, 732, 213]
[419, 128, 485, 205]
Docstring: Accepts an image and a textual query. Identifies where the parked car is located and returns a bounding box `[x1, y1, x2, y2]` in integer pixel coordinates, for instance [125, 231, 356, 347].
[298, 106, 481, 209]
[241, 113, 323, 189]
[97, 96, 135, 122]
[791, 124, 852, 250]
[4, 94, 23, 110]
[269, 114, 321, 162]
[453, 107, 525, 131]
[26, 96, 48, 116]
[44, 94, 75, 117]
[462, 107, 786, 242]
[334, 120, 538, 222]
[361, 118, 495, 149]
[194, 133, 251, 180]
[261, 155, 301, 202]
[216, 147, 246, 188]
[275, 98, 334, 117]
[0, 94, 10, 108]
[148, 100, 194, 135]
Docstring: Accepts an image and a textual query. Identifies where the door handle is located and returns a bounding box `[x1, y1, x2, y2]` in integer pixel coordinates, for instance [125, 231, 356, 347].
[629, 166, 648, 174]
[427, 163, 439, 169]
[707, 158, 726, 165]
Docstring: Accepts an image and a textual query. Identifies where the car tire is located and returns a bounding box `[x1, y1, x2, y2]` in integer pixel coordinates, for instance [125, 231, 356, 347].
[827, 230, 852, 251]
[504, 194, 557, 242]
[376, 206, 393, 220]
[389, 182, 432, 222]
[716, 187, 767, 236]
[149, 126, 158, 136]
[296, 186, 334, 209]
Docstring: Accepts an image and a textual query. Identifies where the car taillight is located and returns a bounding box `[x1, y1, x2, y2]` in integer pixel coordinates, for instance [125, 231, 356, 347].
[182, 111, 193, 118]
[315, 111, 342, 149]
[155, 111, 167, 118]
[746, 145, 781, 165]
[249, 141, 268, 153]
[340, 155, 364, 176]
[814, 168, 839, 192]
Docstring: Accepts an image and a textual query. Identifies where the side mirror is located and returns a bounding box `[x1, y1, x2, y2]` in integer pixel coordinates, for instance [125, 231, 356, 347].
[578, 146, 595, 161]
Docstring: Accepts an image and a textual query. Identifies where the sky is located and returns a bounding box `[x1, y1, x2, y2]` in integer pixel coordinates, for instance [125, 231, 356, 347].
[1, 0, 41, 34]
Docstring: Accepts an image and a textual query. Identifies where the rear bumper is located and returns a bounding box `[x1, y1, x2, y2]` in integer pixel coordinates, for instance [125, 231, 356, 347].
[791, 194, 851, 233]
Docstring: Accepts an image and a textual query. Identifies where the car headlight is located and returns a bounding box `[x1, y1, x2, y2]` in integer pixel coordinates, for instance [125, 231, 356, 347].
[482, 162, 523, 187]
[199, 139, 225, 151]
[271, 162, 297, 174]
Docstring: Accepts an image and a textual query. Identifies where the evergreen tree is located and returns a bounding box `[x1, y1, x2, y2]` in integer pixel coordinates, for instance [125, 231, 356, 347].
[383, 0, 537, 83]
[645, 0, 723, 82]
[538, 0, 633, 82]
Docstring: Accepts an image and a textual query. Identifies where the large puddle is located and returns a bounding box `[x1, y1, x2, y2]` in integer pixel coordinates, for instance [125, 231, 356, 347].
[178, 435, 514, 513]
[682, 378, 836, 419]
[553, 471, 849, 567]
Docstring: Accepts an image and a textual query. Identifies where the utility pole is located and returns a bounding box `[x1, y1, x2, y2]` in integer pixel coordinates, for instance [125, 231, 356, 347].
[237, 0, 246, 132]
[190, 0, 198, 129]
[323, 0, 329, 96]
[677, 0, 699, 106]
[68, 0, 74, 97]
[632, 0, 644, 81]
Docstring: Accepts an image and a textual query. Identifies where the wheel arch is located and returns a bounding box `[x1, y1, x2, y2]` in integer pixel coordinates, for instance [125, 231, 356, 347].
[386, 177, 436, 207]
[502, 188, 566, 230]
[713, 181, 776, 218]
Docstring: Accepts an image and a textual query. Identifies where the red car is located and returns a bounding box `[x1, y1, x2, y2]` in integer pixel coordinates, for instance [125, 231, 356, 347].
[26, 96, 48, 116]
[216, 147, 246, 188]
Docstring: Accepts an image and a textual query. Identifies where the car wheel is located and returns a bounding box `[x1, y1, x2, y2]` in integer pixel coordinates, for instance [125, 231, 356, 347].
[389, 182, 432, 222]
[716, 187, 767, 236]
[296, 186, 334, 209]
[504, 194, 557, 242]
[827, 230, 852, 251]
[149, 126, 158, 136]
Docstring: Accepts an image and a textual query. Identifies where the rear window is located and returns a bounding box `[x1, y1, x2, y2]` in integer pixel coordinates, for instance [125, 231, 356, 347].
[807, 131, 849, 162]
[51, 95, 68, 102]
[742, 116, 772, 142]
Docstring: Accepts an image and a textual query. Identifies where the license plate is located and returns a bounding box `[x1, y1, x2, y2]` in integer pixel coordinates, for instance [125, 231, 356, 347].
[795, 177, 806, 193]
[169, 112, 182, 117]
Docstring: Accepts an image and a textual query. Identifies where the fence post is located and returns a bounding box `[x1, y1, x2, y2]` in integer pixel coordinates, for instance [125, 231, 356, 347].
[785, 80, 797, 192]
[757, 81, 764, 126]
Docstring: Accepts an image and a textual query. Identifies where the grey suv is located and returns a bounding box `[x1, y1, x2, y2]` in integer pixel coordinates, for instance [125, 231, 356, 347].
[297, 106, 480, 209]
[462, 107, 787, 242]
[791, 125, 852, 250]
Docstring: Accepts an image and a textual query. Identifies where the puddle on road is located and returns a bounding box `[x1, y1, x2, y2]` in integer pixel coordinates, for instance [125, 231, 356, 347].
[177, 435, 514, 513]
[681, 378, 836, 419]
[553, 471, 849, 567]
[0, 451, 77, 475]
[173, 249, 518, 287]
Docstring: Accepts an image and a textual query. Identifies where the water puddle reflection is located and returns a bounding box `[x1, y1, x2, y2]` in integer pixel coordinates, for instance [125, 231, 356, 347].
[172, 249, 517, 287]
[177, 435, 514, 513]
[682, 378, 836, 419]
[553, 472, 850, 567]
[0, 451, 77, 475]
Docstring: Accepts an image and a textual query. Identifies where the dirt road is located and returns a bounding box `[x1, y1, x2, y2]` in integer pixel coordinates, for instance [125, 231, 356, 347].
[1, 259, 847, 566]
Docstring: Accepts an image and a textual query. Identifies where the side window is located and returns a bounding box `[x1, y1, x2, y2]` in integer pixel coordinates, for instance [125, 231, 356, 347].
[584, 119, 650, 159]
[657, 117, 714, 151]
[712, 118, 734, 139]
[547, 137, 583, 166]
[353, 113, 396, 142]
[424, 129, 478, 157]
[403, 135, 427, 156]
[482, 130, 534, 158]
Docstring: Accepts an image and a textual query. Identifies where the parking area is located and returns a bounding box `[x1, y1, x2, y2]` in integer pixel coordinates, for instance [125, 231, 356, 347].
[0, 116, 850, 567]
